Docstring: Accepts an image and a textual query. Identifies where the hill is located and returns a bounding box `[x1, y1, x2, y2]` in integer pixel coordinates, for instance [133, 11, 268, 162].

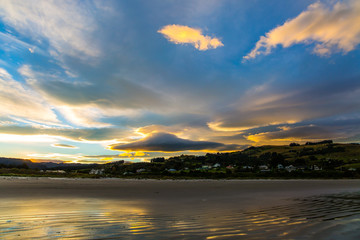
[1, 141, 360, 178]
[0, 157, 98, 170]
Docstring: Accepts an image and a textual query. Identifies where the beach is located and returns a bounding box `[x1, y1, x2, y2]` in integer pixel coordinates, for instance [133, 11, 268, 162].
[1, 178, 359, 239]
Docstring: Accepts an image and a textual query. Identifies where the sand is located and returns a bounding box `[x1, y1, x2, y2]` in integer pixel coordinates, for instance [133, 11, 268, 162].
[1, 177, 359, 211]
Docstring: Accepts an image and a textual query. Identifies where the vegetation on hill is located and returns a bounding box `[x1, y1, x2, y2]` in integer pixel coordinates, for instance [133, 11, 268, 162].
[1, 141, 360, 179]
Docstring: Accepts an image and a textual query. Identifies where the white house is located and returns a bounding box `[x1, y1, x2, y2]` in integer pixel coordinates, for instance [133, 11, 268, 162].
[89, 169, 104, 175]
[285, 165, 297, 172]
[46, 170, 66, 174]
[243, 166, 253, 170]
[259, 165, 269, 171]
[313, 165, 321, 171]
[202, 165, 212, 170]
[213, 163, 221, 168]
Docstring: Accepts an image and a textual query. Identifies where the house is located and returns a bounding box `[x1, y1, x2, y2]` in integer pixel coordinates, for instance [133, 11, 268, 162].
[136, 168, 146, 173]
[285, 165, 297, 172]
[313, 165, 321, 171]
[168, 169, 177, 172]
[89, 169, 104, 175]
[46, 170, 66, 174]
[259, 165, 270, 172]
[202, 165, 212, 170]
[213, 163, 221, 168]
[226, 165, 234, 169]
[243, 166, 253, 170]
[277, 164, 284, 170]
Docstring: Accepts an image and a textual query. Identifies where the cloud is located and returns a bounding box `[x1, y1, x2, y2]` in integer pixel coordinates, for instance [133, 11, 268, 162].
[19, 64, 166, 112]
[0, 134, 57, 143]
[85, 152, 151, 160]
[109, 132, 242, 152]
[0, 125, 133, 143]
[158, 24, 223, 50]
[56, 106, 114, 128]
[244, 0, 360, 59]
[0, 68, 58, 124]
[0, 32, 43, 54]
[0, 0, 101, 59]
[51, 143, 78, 149]
[17, 64, 170, 128]
[247, 125, 333, 143]
[209, 77, 360, 131]
[27, 153, 85, 161]
[245, 115, 360, 144]
[246, 124, 347, 145]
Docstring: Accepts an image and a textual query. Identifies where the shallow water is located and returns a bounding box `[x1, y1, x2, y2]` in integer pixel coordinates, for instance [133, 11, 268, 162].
[0, 192, 359, 239]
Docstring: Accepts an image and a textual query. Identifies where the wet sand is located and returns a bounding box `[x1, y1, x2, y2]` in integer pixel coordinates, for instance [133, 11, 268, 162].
[0, 178, 359, 209]
[0, 178, 359, 239]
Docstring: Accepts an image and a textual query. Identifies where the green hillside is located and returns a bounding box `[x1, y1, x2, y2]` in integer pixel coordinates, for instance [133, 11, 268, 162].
[242, 142, 360, 168]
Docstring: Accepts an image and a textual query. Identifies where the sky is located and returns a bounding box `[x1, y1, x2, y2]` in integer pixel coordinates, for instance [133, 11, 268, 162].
[0, 0, 360, 163]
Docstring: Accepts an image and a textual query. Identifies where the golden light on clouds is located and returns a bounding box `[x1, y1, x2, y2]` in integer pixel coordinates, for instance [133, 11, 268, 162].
[158, 24, 223, 50]
[244, 0, 360, 59]
[246, 133, 302, 146]
[207, 122, 246, 132]
[118, 151, 147, 158]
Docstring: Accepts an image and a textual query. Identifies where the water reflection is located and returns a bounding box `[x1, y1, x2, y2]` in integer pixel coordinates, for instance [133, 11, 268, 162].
[0, 192, 359, 239]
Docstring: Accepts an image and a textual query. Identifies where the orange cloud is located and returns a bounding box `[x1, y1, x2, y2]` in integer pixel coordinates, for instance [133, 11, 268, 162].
[244, 0, 360, 59]
[158, 24, 223, 50]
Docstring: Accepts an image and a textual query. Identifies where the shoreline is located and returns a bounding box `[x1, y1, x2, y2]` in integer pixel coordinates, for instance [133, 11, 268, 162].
[0, 175, 359, 179]
[1, 175, 360, 181]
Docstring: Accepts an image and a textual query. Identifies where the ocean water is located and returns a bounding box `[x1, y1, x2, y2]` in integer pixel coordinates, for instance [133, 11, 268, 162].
[0, 192, 359, 239]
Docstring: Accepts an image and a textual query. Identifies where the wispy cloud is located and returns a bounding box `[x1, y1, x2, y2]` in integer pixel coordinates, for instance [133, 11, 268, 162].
[244, 0, 360, 60]
[18, 64, 166, 128]
[158, 24, 223, 50]
[0, 68, 58, 124]
[0, 0, 101, 59]
[0, 125, 133, 143]
[27, 152, 85, 161]
[0, 32, 42, 54]
[85, 152, 150, 160]
[51, 143, 78, 149]
[0, 134, 57, 143]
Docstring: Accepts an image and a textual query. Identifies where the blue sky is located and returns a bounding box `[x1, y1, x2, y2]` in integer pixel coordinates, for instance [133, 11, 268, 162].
[0, 0, 360, 163]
